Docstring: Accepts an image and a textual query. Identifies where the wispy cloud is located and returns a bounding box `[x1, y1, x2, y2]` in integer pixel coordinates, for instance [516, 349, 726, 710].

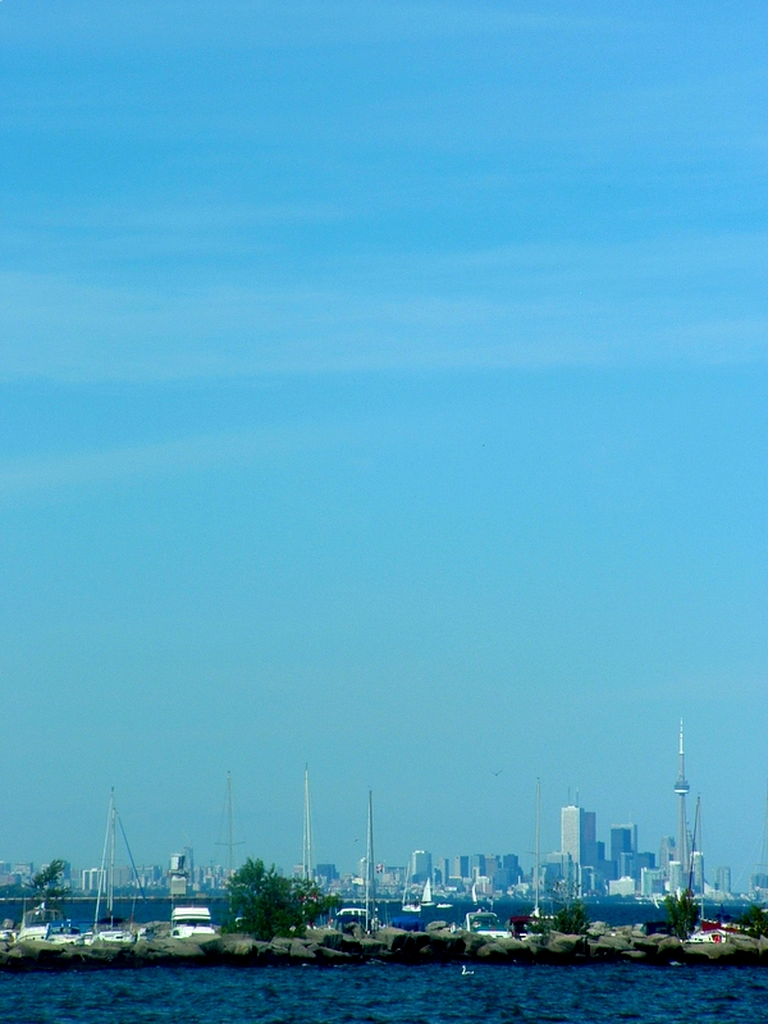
[0, 425, 327, 497]
[1, 229, 764, 383]
[3, 1, 604, 54]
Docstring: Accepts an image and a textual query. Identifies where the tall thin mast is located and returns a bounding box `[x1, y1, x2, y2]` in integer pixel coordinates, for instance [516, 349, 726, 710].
[691, 796, 705, 917]
[226, 770, 234, 877]
[94, 788, 115, 930]
[108, 792, 116, 924]
[302, 765, 314, 882]
[216, 771, 243, 878]
[756, 782, 768, 889]
[364, 789, 375, 933]
[534, 778, 541, 917]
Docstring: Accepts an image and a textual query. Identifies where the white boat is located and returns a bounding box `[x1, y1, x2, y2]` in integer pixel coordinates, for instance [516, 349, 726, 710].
[15, 902, 83, 945]
[334, 907, 368, 929]
[170, 905, 217, 940]
[464, 910, 509, 938]
[420, 877, 435, 907]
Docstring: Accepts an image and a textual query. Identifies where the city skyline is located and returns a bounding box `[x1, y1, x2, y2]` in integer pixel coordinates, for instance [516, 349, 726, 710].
[2, 720, 765, 892]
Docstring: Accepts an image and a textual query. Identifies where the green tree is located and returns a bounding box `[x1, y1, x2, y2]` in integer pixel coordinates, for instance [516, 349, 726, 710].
[552, 900, 590, 935]
[29, 859, 68, 905]
[664, 890, 699, 939]
[736, 904, 768, 938]
[224, 858, 338, 939]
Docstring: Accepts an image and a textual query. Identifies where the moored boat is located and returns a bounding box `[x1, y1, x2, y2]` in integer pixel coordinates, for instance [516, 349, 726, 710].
[15, 902, 83, 945]
[464, 910, 509, 938]
[170, 905, 217, 940]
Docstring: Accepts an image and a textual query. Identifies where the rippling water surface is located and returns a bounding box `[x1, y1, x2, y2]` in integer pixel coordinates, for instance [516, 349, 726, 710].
[2, 962, 767, 1024]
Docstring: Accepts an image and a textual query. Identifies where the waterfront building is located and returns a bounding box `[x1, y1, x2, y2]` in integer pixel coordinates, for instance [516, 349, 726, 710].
[12, 863, 33, 883]
[81, 867, 105, 893]
[608, 875, 636, 897]
[640, 867, 666, 897]
[169, 852, 188, 897]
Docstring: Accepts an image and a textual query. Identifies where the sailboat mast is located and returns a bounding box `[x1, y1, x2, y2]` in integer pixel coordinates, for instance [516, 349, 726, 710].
[94, 788, 115, 929]
[226, 770, 234, 878]
[688, 795, 702, 897]
[302, 765, 314, 882]
[534, 778, 541, 917]
[364, 789, 375, 932]
[108, 792, 116, 924]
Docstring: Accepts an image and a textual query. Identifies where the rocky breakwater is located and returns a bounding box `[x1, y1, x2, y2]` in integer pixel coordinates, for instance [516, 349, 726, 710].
[2, 921, 768, 970]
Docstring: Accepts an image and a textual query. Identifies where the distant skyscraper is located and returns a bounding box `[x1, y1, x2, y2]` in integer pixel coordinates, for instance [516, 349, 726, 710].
[611, 824, 638, 879]
[674, 719, 690, 875]
[454, 855, 470, 880]
[561, 804, 601, 895]
[714, 866, 731, 895]
[659, 835, 676, 876]
[561, 805, 583, 863]
[668, 859, 684, 895]
[411, 850, 432, 884]
[610, 824, 637, 863]
[691, 851, 705, 895]
[470, 853, 487, 879]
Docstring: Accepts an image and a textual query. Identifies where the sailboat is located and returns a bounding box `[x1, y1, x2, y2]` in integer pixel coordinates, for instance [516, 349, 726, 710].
[420, 877, 435, 907]
[401, 862, 421, 913]
[87, 789, 143, 944]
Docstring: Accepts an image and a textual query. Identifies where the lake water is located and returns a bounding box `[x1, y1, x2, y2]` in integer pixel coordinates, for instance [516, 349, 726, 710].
[2, 961, 766, 1024]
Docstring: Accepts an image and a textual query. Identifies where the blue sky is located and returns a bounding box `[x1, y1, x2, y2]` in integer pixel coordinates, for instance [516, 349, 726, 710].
[1, 1, 766, 884]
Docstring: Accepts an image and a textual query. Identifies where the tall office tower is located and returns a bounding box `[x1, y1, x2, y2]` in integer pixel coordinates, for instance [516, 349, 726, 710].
[454, 855, 470, 880]
[668, 859, 684, 895]
[581, 811, 602, 868]
[691, 851, 705, 894]
[659, 835, 676, 876]
[438, 857, 451, 887]
[610, 824, 637, 862]
[611, 824, 638, 877]
[561, 805, 583, 863]
[410, 850, 432, 884]
[561, 805, 584, 895]
[674, 719, 690, 875]
[714, 866, 731, 895]
[470, 853, 487, 879]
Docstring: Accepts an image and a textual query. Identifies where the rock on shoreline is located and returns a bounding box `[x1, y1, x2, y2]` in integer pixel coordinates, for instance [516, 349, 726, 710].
[2, 924, 768, 971]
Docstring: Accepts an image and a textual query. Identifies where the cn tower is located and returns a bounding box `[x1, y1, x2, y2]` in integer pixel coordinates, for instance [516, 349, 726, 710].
[674, 719, 690, 874]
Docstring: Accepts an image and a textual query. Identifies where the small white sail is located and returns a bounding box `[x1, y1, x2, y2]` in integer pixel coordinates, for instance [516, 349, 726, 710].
[421, 877, 434, 905]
